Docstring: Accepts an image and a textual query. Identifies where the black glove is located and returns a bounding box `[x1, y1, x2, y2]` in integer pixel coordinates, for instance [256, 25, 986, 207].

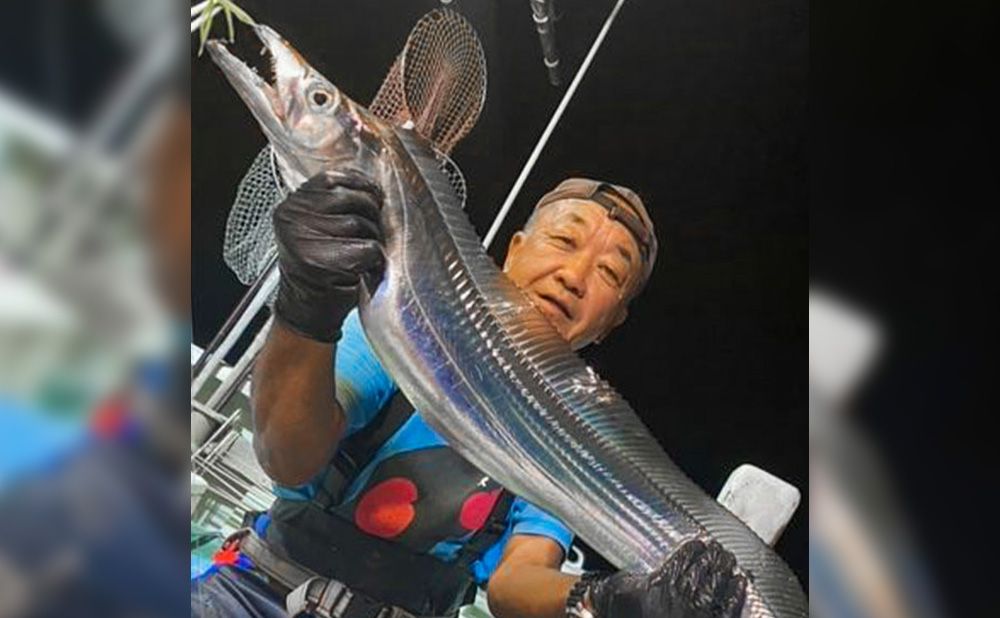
[587, 538, 748, 618]
[272, 170, 385, 342]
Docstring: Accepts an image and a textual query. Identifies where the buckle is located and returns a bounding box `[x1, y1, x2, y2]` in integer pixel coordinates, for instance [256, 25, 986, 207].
[588, 184, 652, 264]
[286, 576, 353, 618]
[211, 528, 252, 568]
[221, 528, 251, 551]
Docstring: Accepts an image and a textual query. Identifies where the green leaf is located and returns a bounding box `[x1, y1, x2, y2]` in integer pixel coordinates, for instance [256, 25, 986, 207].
[224, 1, 256, 26]
[197, 3, 215, 57]
[195, 0, 255, 56]
[224, 3, 235, 42]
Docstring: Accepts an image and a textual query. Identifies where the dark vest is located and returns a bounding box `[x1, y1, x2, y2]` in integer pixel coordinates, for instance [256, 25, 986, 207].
[264, 392, 512, 617]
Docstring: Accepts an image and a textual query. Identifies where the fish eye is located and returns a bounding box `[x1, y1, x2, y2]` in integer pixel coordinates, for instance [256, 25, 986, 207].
[309, 88, 334, 109]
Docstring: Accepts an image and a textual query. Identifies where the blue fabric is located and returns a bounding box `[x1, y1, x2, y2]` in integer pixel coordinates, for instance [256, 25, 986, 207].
[1, 341, 193, 616]
[338, 311, 399, 436]
[272, 310, 574, 583]
[0, 396, 85, 492]
[0, 419, 191, 617]
[810, 534, 866, 618]
[192, 566, 289, 618]
[191, 553, 215, 580]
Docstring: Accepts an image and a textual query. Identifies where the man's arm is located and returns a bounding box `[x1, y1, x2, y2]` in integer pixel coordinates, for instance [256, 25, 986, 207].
[251, 321, 346, 486]
[487, 535, 577, 618]
[249, 170, 385, 486]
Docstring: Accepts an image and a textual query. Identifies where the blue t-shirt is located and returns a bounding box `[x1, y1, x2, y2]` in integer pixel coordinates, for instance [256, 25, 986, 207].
[273, 310, 574, 584]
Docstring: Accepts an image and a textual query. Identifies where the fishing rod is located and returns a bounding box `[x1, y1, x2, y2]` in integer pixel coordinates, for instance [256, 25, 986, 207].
[483, 0, 628, 249]
[530, 0, 562, 86]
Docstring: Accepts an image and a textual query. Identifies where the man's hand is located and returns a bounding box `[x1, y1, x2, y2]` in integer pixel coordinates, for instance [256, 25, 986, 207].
[252, 170, 384, 485]
[587, 538, 748, 618]
[272, 170, 385, 342]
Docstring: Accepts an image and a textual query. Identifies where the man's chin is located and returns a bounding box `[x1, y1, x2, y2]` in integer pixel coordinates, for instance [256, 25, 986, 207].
[537, 305, 566, 334]
[546, 315, 577, 346]
[525, 291, 577, 342]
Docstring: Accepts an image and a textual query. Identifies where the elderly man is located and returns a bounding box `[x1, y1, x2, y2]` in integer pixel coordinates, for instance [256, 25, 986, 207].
[192, 175, 746, 618]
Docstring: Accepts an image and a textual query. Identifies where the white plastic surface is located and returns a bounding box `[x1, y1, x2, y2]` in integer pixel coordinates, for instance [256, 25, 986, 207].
[717, 464, 800, 546]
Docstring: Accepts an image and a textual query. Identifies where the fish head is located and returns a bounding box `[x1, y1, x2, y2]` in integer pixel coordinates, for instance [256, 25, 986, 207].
[206, 25, 383, 186]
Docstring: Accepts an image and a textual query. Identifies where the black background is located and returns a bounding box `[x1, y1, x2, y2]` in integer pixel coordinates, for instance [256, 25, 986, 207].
[811, 0, 997, 611]
[0, 3, 128, 127]
[192, 0, 807, 581]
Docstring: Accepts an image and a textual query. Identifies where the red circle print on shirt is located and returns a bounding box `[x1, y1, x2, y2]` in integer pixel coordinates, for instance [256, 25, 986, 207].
[459, 489, 502, 531]
[354, 477, 419, 538]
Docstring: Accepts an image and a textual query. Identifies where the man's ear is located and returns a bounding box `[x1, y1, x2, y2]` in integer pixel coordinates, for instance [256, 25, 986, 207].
[504, 231, 527, 272]
[613, 306, 628, 329]
[609, 306, 629, 333]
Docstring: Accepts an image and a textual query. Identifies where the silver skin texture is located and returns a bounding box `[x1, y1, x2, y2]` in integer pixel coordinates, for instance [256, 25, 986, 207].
[207, 26, 807, 617]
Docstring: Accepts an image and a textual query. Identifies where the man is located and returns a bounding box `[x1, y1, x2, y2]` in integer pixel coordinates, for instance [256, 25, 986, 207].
[191, 175, 747, 618]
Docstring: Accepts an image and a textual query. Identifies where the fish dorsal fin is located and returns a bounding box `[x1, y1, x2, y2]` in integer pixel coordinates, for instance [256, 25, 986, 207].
[388, 128, 806, 617]
[391, 128, 680, 488]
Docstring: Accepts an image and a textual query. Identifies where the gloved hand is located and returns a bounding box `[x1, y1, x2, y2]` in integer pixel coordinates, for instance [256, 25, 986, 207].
[587, 538, 748, 618]
[272, 170, 385, 342]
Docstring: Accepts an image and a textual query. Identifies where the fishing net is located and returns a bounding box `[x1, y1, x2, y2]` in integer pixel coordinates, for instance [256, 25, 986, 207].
[370, 8, 487, 155]
[222, 8, 486, 286]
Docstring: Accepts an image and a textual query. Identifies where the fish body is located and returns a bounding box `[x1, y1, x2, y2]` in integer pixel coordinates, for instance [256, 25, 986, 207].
[207, 24, 807, 617]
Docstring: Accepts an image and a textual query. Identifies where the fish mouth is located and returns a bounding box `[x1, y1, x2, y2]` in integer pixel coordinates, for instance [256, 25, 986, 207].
[206, 24, 304, 144]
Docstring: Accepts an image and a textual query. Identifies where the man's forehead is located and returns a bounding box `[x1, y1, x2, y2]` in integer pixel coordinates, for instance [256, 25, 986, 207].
[533, 199, 640, 260]
[536, 198, 609, 225]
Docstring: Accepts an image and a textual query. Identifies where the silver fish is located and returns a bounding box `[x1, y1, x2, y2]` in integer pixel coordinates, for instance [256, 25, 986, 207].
[207, 24, 807, 617]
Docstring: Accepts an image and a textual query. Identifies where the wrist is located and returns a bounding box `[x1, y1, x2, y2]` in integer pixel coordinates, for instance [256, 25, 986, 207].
[274, 281, 350, 343]
[566, 572, 607, 618]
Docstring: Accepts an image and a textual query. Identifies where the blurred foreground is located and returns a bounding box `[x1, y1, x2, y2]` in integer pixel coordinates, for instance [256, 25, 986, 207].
[1, 1, 189, 616]
[809, 291, 947, 617]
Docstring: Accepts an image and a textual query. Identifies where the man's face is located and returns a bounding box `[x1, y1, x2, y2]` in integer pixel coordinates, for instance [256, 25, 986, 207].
[503, 199, 641, 349]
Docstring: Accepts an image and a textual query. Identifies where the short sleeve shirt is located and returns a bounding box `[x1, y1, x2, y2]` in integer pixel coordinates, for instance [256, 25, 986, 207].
[273, 310, 574, 584]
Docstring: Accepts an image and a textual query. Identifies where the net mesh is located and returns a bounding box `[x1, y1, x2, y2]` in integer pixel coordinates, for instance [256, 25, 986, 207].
[223, 147, 283, 285]
[222, 8, 486, 286]
[370, 8, 487, 155]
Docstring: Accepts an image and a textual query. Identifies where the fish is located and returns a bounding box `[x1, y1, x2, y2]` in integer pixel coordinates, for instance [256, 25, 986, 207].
[207, 23, 807, 617]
